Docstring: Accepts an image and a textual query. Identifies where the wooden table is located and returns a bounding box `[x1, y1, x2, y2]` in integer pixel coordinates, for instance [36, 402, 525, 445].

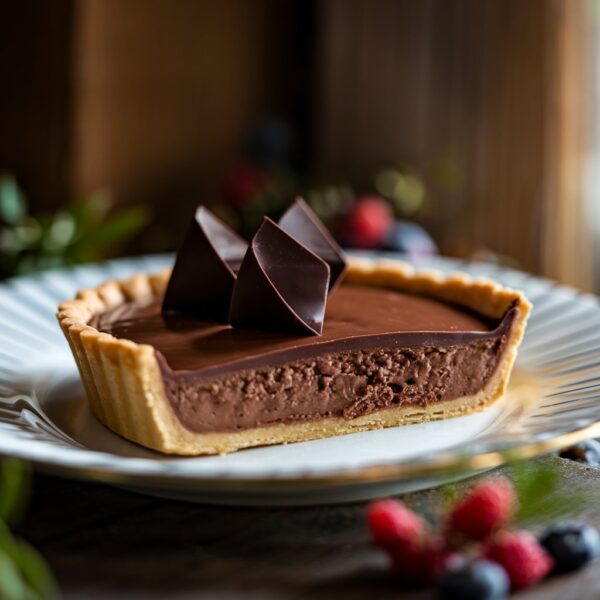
[15, 457, 600, 599]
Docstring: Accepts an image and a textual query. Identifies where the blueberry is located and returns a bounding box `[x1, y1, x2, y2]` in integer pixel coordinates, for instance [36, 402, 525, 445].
[437, 559, 509, 600]
[246, 117, 294, 165]
[382, 220, 437, 257]
[540, 522, 600, 573]
[559, 439, 600, 465]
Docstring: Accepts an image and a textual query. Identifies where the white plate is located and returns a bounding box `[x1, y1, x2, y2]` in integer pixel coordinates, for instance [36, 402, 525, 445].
[0, 254, 599, 505]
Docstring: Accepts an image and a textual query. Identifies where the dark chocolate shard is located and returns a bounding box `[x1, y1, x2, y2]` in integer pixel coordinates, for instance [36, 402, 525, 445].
[278, 197, 347, 290]
[229, 217, 330, 335]
[162, 206, 248, 321]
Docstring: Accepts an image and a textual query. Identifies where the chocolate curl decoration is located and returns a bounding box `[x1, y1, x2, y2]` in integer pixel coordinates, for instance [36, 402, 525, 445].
[279, 197, 347, 291]
[229, 218, 330, 335]
[162, 206, 248, 321]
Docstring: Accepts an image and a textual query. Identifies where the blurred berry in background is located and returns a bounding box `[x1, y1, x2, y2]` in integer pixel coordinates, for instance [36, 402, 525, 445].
[338, 196, 394, 249]
[382, 221, 437, 257]
[213, 117, 439, 259]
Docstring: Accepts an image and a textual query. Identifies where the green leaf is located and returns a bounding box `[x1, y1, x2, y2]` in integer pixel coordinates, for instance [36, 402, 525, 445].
[0, 459, 31, 525]
[14, 254, 44, 276]
[0, 179, 148, 279]
[0, 175, 28, 226]
[440, 482, 459, 509]
[0, 521, 58, 599]
[69, 191, 112, 231]
[0, 228, 23, 254]
[505, 458, 596, 525]
[14, 220, 43, 247]
[0, 548, 28, 600]
[43, 213, 76, 252]
[510, 459, 560, 512]
[13, 539, 58, 599]
[73, 205, 149, 258]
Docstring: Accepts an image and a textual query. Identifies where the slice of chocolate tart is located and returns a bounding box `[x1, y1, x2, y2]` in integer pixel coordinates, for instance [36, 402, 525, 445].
[57, 203, 530, 455]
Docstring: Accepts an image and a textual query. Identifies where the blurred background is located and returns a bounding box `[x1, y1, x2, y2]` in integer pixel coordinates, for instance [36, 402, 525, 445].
[1, 0, 598, 290]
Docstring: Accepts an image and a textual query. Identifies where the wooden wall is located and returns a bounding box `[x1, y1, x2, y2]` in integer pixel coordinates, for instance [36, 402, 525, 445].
[69, 0, 310, 250]
[0, 0, 309, 249]
[0, 0, 595, 288]
[0, 1, 74, 210]
[315, 0, 595, 289]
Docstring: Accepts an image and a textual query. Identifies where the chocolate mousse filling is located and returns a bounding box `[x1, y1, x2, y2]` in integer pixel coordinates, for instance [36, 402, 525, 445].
[92, 285, 516, 433]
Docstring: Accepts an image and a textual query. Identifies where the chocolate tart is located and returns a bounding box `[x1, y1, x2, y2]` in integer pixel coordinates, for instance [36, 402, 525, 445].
[57, 258, 530, 455]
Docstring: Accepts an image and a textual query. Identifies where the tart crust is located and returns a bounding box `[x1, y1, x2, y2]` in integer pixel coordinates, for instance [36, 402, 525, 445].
[56, 258, 531, 455]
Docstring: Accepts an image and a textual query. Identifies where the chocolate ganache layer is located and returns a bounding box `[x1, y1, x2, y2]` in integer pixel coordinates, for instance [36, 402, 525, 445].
[91, 285, 515, 433]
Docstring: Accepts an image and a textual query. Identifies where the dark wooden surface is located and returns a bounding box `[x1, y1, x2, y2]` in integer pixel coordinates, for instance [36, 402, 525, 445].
[15, 457, 600, 599]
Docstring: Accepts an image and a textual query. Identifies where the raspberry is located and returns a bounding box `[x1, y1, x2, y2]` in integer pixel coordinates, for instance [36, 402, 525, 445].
[366, 499, 426, 548]
[222, 165, 267, 207]
[367, 500, 451, 586]
[484, 530, 554, 589]
[342, 196, 393, 248]
[388, 537, 456, 586]
[446, 478, 517, 541]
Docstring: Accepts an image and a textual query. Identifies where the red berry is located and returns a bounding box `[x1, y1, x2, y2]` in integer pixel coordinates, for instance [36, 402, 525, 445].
[342, 196, 393, 248]
[446, 478, 517, 541]
[485, 530, 554, 589]
[389, 537, 457, 586]
[222, 165, 267, 207]
[367, 500, 450, 587]
[367, 499, 426, 548]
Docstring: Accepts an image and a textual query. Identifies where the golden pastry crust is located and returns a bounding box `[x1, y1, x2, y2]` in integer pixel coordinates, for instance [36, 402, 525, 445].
[56, 258, 531, 455]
